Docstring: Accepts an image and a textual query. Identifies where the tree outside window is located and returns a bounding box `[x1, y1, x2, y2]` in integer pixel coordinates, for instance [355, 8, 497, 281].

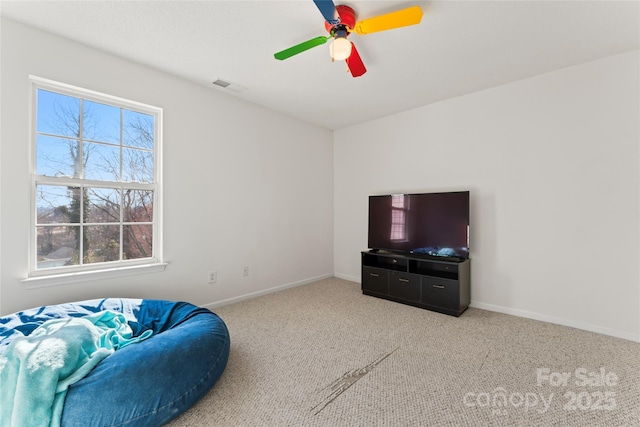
[31, 78, 162, 275]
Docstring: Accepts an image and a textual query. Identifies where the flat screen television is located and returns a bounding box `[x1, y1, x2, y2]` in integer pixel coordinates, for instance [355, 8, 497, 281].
[368, 191, 470, 260]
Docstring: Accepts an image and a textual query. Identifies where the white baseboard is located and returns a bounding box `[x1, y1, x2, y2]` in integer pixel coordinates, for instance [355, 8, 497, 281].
[203, 273, 334, 309]
[203, 272, 639, 343]
[337, 272, 638, 342]
[330, 273, 639, 342]
[470, 300, 640, 343]
[333, 272, 360, 283]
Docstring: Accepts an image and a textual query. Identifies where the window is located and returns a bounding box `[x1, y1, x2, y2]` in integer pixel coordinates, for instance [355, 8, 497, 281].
[27, 77, 163, 282]
[390, 194, 409, 242]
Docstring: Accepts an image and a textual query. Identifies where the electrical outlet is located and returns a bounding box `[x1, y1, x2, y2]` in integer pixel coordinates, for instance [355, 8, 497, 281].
[243, 266, 249, 277]
[208, 271, 217, 284]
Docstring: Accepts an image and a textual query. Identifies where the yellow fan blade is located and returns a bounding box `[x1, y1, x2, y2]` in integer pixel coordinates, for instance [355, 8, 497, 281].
[354, 5, 423, 35]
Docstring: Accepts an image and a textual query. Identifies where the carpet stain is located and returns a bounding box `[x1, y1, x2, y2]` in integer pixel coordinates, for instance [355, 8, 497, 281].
[311, 347, 400, 415]
[478, 349, 490, 371]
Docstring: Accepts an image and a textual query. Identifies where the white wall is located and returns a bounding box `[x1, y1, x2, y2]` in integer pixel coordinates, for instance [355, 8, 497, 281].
[334, 50, 640, 341]
[0, 18, 334, 315]
[2, 19, 638, 343]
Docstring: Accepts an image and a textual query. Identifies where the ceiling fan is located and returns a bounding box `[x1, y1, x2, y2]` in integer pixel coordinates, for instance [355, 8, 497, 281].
[274, 0, 424, 77]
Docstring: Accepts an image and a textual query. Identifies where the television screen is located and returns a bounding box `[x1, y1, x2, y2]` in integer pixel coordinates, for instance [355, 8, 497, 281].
[368, 191, 469, 259]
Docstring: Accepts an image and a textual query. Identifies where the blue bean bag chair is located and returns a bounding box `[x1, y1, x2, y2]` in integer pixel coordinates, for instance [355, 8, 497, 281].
[0, 298, 230, 427]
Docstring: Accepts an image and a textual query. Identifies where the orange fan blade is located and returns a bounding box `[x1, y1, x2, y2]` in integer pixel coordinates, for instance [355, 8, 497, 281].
[345, 42, 366, 77]
[354, 5, 423, 35]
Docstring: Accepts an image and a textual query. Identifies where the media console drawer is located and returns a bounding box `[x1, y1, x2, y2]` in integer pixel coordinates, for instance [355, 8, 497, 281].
[362, 266, 389, 295]
[389, 271, 421, 302]
[421, 276, 459, 310]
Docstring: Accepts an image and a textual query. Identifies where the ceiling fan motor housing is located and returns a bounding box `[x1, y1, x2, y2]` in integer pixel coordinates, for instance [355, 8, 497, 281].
[324, 5, 356, 35]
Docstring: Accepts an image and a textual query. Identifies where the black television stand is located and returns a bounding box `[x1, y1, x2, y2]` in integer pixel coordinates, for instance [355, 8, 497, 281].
[361, 250, 470, 317]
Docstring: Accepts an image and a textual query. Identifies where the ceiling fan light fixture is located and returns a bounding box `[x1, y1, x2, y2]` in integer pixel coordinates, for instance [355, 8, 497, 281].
[329, 36, 352, 61]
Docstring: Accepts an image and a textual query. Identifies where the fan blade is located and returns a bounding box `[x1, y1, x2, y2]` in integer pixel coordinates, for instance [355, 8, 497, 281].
[313, 0, 340, 25]
[354, 5, 423, 35]
[345, 42, 366, 77]
[274, 36, 330, 60]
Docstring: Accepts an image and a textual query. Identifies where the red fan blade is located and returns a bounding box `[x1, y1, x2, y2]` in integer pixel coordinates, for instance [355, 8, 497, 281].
[345, 42, 366, 77]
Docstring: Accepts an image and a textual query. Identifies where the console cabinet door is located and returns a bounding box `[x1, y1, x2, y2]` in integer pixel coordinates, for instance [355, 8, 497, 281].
[362, 266, 389, 295]
[421, 276, 459, 310]
[389, 271, 421, 302]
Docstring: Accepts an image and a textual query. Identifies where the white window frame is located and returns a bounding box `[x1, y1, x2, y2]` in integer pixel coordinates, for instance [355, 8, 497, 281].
[22, 76, 166, 287]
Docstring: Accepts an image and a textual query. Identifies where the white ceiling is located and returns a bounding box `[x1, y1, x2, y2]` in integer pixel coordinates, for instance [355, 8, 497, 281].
[2, 0, 639, 130]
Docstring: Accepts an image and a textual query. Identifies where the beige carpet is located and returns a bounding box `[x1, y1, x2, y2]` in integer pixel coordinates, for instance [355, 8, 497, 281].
[167, 278, 640, 426]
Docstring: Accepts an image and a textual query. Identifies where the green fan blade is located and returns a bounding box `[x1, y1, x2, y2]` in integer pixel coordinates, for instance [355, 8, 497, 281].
[274, 36, 330, 60]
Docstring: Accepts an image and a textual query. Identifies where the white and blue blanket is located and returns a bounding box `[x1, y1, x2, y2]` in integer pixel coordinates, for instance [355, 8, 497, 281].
[0, 308, 152, 427]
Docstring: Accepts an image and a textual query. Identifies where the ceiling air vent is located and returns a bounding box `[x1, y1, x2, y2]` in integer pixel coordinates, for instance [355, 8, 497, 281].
[212, 78, 247, 93]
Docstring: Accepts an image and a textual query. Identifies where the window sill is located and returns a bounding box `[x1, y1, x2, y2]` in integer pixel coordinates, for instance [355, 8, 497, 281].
[21, 263, 168, 289]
